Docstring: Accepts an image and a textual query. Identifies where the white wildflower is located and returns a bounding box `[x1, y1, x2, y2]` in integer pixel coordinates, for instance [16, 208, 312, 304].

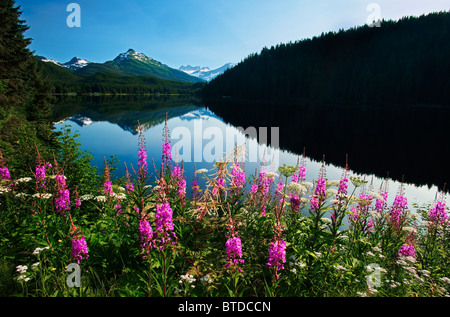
[15, 177, 32, 183]
[325, 188, 338, 197]
[196, 168, 208, 174]
[287, 182, 306, 195]
[326, 180, 340, 187]
[80, 194, 94, 201]
[302, 182, 313, 189]
[94, 196, 107, 202]
[199, 274, 213, 284]
[16, 265, 28, 274]
[264, 171, 279, 179]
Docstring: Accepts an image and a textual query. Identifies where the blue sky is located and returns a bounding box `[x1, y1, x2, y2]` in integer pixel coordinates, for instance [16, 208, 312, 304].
[15, 0, 450, 69]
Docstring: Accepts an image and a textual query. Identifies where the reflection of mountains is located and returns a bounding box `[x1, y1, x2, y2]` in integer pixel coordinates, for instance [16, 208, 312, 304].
[52, 95, 202, 134]
[206, 99, 450, 190]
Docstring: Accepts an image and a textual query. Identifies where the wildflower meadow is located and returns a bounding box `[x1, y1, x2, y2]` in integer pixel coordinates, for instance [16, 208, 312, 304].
[0, 119, 449, 298]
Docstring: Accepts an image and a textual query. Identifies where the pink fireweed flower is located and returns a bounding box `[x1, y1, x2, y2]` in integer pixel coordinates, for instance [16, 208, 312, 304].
[390, 195, 408, 229]
[398, 243, 415, 258]
[212, 177, 225, 197]
[0, 151, 10, 180]
[310, 196, 319, 211]
[35, 164, 46, 189]
[138, 147, 148, 177]
[429, 200, 448, 225]
[375, 192, 388, 213]
[290, 193, 301, 212]
[225, 236, 244, 269]
[162, 142, 171, 164]
[0, 167, 10, 180]
[55, 189, 71, 214]
[250, 183, 258, 195]
[314, 178, 326, 196]
[126, 181, 134, 193]
[115, 202, 122, 215]
[75, 198, 81, 208]
[139, 219, 155, 254]
[267, 240, 287, 279]
[338, 177, 349, 196]
[231, 164, 246, 193]
[178, 178, 186, 199]
[104, 180, 113, 196]
[155, 202, 176, 247]
[172, 165, 182, 179]
[71, 236, 89, 264]
[103, 159, 113, 196]
[192, 179, 200, 200]
[298, 166, 306, 181]
[310, 177, 326, 211]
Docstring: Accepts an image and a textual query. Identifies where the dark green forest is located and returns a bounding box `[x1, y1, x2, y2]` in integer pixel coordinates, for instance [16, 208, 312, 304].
[203, 12, 450, 106]
[0, 0, 57, 173]
[37, 60, 204, 96]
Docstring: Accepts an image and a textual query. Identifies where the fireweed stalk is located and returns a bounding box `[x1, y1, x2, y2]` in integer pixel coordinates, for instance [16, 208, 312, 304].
[422, 189, 448, 268]
[224, 206, 244, 297]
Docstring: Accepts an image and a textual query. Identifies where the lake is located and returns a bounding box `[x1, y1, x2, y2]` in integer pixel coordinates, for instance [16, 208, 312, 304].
[52, 95, 449, 210]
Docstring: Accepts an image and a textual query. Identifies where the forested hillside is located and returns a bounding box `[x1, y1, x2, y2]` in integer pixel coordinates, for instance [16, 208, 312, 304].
[0, 0, 57, 173]
[37, 60, 204, 96]
[203, 12, 450, 106]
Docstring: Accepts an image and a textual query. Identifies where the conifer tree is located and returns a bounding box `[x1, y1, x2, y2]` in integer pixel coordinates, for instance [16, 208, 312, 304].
[0, 0, 55, 173]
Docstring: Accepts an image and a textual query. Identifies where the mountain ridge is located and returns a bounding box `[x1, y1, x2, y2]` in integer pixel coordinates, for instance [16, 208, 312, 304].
[37, 49, 204, 83]
[179, 63, 235, 82]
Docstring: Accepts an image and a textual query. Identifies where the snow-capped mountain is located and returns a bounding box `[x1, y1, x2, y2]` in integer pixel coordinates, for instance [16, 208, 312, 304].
[36, 56, 65, 67]
[63, 57, 91, 70]
[37, 55, 91, 70]
[114, 48, 154, 64]
[179, 63, 236, 82]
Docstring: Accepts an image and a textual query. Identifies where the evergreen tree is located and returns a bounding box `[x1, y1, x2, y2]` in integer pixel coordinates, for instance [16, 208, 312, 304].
[0, 0, 55, 173]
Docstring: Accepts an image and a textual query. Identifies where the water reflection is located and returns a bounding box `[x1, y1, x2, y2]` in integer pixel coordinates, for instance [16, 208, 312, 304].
[205, 99, 450, 192]
[52, 96, 449, 210]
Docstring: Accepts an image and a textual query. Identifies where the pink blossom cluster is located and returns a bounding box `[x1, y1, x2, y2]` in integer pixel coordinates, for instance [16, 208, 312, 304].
[225, 236, 244, 269]
[429, 200, 448, 225]
[267, 239, 287, 279]
[71, 236, 89, 264]
[398, 243, 415, 258]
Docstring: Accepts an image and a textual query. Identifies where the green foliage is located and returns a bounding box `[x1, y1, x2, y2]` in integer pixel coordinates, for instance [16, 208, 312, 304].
[0, 0, 57, 175]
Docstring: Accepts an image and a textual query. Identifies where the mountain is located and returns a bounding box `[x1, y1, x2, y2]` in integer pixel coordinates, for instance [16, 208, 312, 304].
[203, 12, 450, 106]
[36, 49, 204, 83]
[63, 57, 91, 70]
[179, 63, 235, 82]
[36, 57, 204, 95]
[37, 55, 91, 70]
[76, 49, 204, 83]
[36, 55, 65, 68]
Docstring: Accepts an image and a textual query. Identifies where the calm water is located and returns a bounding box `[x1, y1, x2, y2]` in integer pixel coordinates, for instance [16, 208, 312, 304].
[52, 96, 449, 210]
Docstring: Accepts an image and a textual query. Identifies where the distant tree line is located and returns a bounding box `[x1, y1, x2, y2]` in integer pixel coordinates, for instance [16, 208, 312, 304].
[203, 12, 450, 106]
[38, 61, 205, 96]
